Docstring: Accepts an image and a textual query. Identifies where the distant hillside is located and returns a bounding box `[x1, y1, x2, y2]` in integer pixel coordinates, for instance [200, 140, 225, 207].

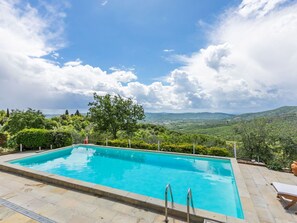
[143, 106, 297, 139]
[144, 112, 235, 123]
[233, 106, 297, 120]
[144, 106, 297, 124]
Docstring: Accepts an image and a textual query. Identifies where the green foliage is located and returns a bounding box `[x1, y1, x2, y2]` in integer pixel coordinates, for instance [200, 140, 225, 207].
[96, 139, 230, 157]
[51, 131, 72, 148]
[75, 110, 81, 116]
[134, 123, 226, 147]
[15, 129, 51, 149]
[266, 157, 288, 171]
[207, 147, 231, 157]
[3, 109, 47, 135]
[0, 110, 7, 125]
[0, 132, 8, 147]
[234, 118, 273, 162]
[7, 136, 17, 149]
[15, 129, 73, 150]
[89, 93, 145, 138]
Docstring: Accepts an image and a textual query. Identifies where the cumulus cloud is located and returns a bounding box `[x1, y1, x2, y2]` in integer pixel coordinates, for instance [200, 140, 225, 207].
[1, 0, 297, 112]
[0, 0, 137, 110]
[237, 0, 287, 18]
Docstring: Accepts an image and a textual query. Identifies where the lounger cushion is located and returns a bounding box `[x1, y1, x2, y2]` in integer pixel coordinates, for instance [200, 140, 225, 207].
[272, 182, 297, 197]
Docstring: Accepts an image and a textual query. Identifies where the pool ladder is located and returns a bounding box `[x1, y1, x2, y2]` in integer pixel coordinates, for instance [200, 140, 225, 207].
[164, 184, 174, 223]
[164, 185, 195, 223]
[187, 188, 195, 223]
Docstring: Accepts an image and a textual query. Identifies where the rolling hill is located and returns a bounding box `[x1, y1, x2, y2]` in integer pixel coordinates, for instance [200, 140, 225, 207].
[144, 106, 297, 123]
[143, 106, 297, 139]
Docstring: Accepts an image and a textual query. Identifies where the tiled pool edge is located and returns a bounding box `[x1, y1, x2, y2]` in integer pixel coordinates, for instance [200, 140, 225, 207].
[0, 146, 252, 223]
[231, 159, 260, 223]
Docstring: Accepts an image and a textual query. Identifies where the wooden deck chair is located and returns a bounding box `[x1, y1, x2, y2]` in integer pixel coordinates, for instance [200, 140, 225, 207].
[271, 182, 297, 213]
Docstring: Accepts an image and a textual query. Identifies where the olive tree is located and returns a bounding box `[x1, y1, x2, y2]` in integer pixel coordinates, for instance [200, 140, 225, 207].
[3, 108, 47, 135]
[88, 93, 145, 139]
[234, 118, 273, 162]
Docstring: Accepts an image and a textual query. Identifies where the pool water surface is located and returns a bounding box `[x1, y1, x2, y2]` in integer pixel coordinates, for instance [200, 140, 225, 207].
[10, 145, 244, 219]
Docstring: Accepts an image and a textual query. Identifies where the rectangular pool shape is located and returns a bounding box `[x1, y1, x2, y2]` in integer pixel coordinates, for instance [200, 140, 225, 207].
[10, 145, 244, 219]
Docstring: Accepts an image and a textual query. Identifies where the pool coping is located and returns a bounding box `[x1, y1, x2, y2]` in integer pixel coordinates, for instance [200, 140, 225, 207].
[0, 144, 258, 223]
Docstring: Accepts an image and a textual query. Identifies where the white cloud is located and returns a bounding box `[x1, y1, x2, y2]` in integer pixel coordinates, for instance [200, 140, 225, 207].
[101, 1, 108, 6]
[1, 0, 297, 113]
[237, 0, 287, 18]
[163, 49, 175, 53]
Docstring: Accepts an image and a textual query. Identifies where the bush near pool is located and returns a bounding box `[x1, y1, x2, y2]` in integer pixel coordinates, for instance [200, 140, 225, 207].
[0, 132, 8, 148]
[15, 128, 73, 150]
[96, 139, 231, 157]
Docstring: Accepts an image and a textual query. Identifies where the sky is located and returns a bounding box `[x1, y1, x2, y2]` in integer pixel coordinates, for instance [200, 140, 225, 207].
[1, 0, 297, 114]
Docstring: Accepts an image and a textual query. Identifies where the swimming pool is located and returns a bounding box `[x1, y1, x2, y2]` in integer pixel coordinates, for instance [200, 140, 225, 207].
[10, 145, 244, 219]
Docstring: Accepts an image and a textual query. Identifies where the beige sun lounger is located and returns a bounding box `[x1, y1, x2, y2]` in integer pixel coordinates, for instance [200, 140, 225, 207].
[271, 182, 297, 211]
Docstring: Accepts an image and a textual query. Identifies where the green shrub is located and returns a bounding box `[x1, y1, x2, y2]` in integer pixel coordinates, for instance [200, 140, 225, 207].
[15, 129, 51, 149]
[95, 139, 230, 157]
[267, 159, 284, 171]
[15, 129, 73, 150]
[7, 137, 17, 149]
[132, 141, 157, 150]
[194, 145, 208, 155]
[207, 147, 230, 157]
[108, 139, 129, 148]
[0, 132, 8, 147]
[51, 131, 72, 148]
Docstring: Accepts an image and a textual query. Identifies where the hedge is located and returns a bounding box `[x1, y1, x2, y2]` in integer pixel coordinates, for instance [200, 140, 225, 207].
[0, 132, 8, 147]
[97, 139, 230, 157]
[15, 129, 72, 150]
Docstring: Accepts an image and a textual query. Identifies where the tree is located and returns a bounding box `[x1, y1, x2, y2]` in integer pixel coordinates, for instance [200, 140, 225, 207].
[6, 108, 10, 117]
[75, 110, 81, 116]
[0, 110, 6, 126]
[88, 93, 145, 139]
[65, 110, 69, 116]
[275, 134, 297, 162]
[234, 118, 272, 162]
[3, 108, 47, 135]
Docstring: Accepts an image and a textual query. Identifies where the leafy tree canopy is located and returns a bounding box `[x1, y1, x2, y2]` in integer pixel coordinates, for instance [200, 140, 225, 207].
[0, 110, 7, 126]
[234, 118, 273, 162]
[88, 93, 145, 139]
[3, 108, 47, 135]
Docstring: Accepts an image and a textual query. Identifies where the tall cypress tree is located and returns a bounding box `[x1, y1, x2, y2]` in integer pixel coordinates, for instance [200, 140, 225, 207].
[75, 110, 80, 116]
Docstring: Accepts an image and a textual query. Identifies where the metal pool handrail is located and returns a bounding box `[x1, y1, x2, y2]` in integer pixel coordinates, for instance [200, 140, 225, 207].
[164, 184, 174, 223]
[187, 188, 195, 223]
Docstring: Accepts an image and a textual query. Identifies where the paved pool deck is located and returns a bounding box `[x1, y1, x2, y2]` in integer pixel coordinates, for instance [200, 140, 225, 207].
[0, 151, 297, 223]
[239, 163, 297, 223]
[0, 152, 187, 223]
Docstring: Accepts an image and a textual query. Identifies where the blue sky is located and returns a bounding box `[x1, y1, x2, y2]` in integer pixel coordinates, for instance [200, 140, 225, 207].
[0, 0, 297, 113]
[56, 0, 238, 83]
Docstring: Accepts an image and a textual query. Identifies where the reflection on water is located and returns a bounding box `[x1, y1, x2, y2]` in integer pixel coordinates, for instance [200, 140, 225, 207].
[30, 147, 95, 172]
[22, 146, 232, 178]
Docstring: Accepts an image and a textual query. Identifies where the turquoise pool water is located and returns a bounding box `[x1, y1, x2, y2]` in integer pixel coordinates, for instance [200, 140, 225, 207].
[10, 145, 244, 219]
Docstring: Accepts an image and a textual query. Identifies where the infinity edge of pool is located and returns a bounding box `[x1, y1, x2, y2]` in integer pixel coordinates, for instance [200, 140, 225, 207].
[0, 144, 253, 223]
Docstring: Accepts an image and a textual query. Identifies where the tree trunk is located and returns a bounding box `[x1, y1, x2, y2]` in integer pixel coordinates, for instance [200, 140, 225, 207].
[112, 129, 117, 139]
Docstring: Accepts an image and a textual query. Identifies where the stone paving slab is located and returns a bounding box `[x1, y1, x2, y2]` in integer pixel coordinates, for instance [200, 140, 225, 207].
[0, 205, 38, 223]
[238, 164, 297, 223]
